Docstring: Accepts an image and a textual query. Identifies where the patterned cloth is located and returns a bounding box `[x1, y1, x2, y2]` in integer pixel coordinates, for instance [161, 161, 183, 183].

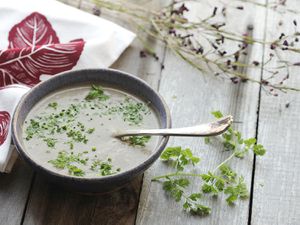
[0, 0, 135, 172]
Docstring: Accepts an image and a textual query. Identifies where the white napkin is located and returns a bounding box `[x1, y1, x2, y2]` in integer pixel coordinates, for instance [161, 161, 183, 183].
[0, 85, 29, 172]
[0, 0, 136, 172]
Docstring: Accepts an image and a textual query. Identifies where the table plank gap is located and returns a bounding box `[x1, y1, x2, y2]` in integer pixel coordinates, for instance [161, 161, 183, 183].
[155, 45, 168, 91]
[247, 1, 269, 224]
[20, 173, 36, 225]
[251, 0, 300, 224]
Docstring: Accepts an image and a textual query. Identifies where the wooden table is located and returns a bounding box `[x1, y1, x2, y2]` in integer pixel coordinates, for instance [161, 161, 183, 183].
[1, 0, 300, 224]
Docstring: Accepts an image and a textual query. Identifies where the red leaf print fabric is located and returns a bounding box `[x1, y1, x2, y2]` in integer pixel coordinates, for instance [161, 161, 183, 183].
[0, 12, 84, 87]
[8, 12, 59, 48]
[0, 111, 10, 146]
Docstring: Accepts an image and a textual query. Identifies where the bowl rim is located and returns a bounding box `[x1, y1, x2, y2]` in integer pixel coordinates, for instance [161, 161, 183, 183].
[12, 68, 171, 182]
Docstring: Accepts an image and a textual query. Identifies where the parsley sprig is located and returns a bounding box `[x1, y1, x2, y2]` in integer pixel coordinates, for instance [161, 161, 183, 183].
[25, 103, 94, 148]
[108, 97, 150, 125]
[207, 111, 266, 158]
[85, 85, 109, 101]
[160, 146, 200, 171]
[152, 110, 266, 216]
[43, 137, 57, 148]
[162, 177, 211, 215]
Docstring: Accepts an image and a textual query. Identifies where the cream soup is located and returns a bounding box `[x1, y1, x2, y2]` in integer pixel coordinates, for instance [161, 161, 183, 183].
[23, 85, 160, 177]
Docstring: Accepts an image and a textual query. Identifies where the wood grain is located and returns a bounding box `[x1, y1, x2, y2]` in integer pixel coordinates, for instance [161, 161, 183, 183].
[0, 158, 33, 225]
[251, 1, 300, 224]
[23, 175, 142, 225]
[59, 0, 81, 9]
[136, 1, 267, 224]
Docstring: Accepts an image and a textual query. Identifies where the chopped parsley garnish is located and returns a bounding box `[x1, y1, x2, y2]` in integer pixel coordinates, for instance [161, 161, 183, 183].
[121, 135, 151, 147]
[48, 102, 58, 110]
[90, 159, 120, 176]
[107, 97, 150, 126]
[24, 103, 95, 147]
[48, 151, 87, 177]
[85, 85, 109, 101]
[43, 138, 57, 148]
[87, 128, 95, 134]
[67, 165, 85, 177]
[66, 129, 88, 144]
[69, 142, 74, 149]
[25, 119, 41, 140]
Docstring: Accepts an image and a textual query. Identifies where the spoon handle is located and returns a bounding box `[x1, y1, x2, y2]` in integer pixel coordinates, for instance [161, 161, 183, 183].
[114, 115, 233, 137]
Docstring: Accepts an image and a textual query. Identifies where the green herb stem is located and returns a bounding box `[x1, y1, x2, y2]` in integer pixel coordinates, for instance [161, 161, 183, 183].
[152, 172, 202, 181]
[212, 152, 236, 174]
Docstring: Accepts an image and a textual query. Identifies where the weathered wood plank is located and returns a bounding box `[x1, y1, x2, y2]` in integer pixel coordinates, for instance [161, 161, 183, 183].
[252, 1, 300, 224]
[22, 1, 166, 225]
[23, 174, 142, 225]
[0, 158, 33, 225]
[136, 1, 266, 224]
[58, 0, 81, 9]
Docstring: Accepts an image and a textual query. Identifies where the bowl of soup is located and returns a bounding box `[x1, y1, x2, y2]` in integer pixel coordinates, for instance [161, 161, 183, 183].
[12, 69, 171, 193]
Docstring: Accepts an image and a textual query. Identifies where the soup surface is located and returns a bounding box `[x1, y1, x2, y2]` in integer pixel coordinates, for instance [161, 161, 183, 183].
[23, 85, 160, 178]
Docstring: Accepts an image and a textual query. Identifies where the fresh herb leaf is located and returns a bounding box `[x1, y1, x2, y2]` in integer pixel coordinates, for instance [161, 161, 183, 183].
[48, 102, 58, 110]
[152, 110, 267, 216]
[211, 110, 223, 119]
[48, 151, 86, 177]
[122, 135, 151, 147]
[162, 177, 211, 216]
[160, 146, 200, 171]
[201, 183, 218, 194]
[108, 97, 150, 125]
[219, 164, 237, 182]
[90, 159, 119, 176]
[87, 128, 95, 134]
[187, 203, 211, 216]
[224, 177, 249, 205]
[204, 137, 210, 144]
[253, 144, 266, 156]
[67, 165, 85, 177]
[24, 104, 81, 147]
[43, 138, 57, 148]
[67, 129, 88, 144]
[85, 85, 109, 101]
[163, 177, 190, 202]
[183, 197, 211, 216]
[25, 119, 41, 140]
[200, 172, 225, 194]
[209, 111, 266, 158]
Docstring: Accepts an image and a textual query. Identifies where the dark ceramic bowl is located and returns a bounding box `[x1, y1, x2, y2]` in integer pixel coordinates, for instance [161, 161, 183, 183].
[12, 69, 171, 193]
